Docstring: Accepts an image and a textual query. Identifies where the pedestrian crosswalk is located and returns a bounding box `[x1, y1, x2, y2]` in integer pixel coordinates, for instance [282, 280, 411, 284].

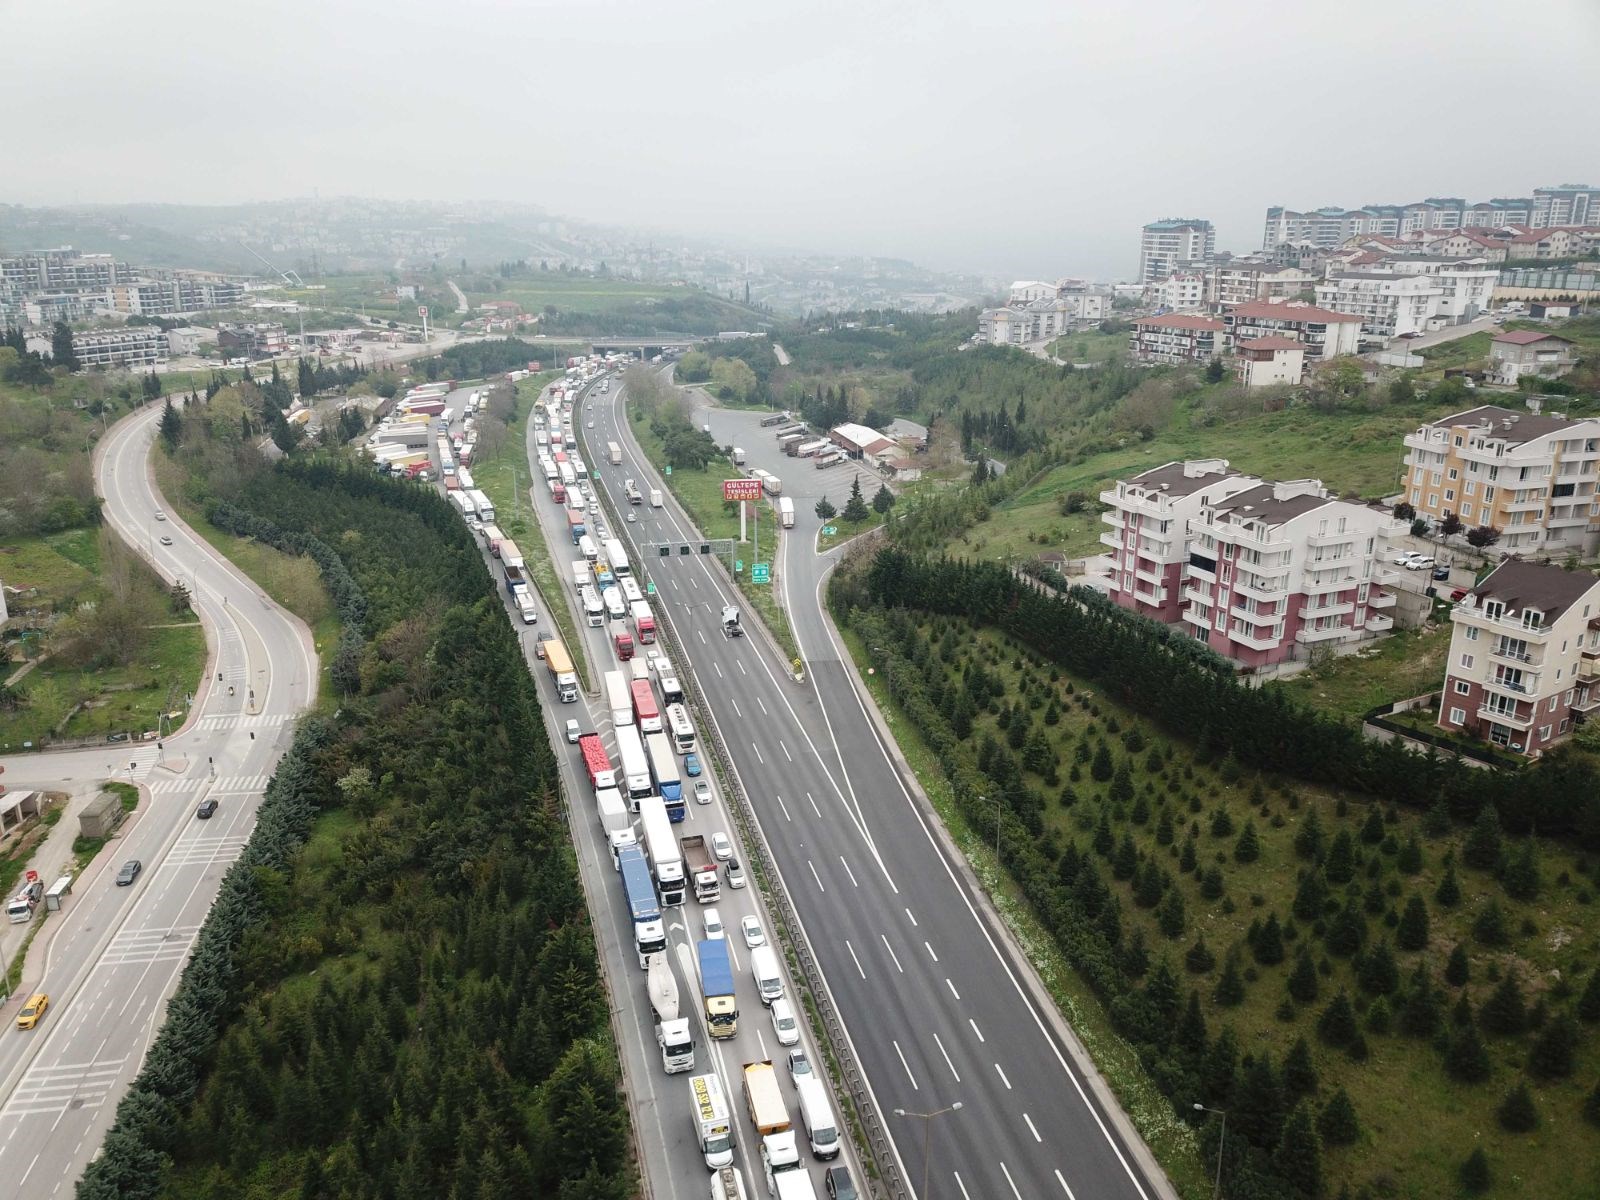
[2, 1056, 129, 1119]
[164, 834, 250, 870]
[195, 713, 285, 732]
[147, 778, 199, 796]
[99, 924, 203, 969]
[212, 773, 270, 793]
[147, 771, 269, 795]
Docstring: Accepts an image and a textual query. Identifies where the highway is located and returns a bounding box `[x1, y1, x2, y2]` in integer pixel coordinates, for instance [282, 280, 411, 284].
[0, 400, 316, 1195]
[574, 373, 1174, 1200]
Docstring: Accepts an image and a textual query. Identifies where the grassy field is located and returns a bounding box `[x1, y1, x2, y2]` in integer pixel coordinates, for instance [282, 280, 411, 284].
[854, 613, 1600, 1199]
[470, 374, 593, 691]
[1275, 623, 1454, 721]
[1049, 328, 1128, 365]
[620, 406, 801, 664]
[479, 278, 690, 315]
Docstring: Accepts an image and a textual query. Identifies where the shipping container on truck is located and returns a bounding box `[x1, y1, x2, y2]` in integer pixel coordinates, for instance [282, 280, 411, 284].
[607, 441, 623, 465]
[456, 467, 475, 491]
[761, 474, 783, 496]
[500, 541, 527, 596]
[649, 488, 663, 507]
[544, 638, 579, 702]
[479, 523, 505, 555]
[604, 537, 631, 578]
[777, 497, 794, 528]
[779, 433, 804, 455]
[605, 670, 634, 728]
[630, 679, 662, 735]
[697, 940, 737, 1038]
[630, 600, 656, 645]
[645, 732, 683, 816]
[615, 725, 652, 801]
[443, 472, 461, 491]
[578, 732, 617, 792]
[617, 844, 667, 968]
[639, 795, 685, 905]
[732, 446, 746, 465]
[742, 1061, 790, 1137]
[566, 508, 587, 544]
[595, 786, 636, 864]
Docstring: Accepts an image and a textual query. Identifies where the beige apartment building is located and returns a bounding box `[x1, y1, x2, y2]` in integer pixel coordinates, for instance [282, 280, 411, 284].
[1399, 405, 1600, 556]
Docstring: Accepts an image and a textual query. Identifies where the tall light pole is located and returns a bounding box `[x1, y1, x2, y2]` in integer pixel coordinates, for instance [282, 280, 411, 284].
[1194, 1102, 1227, 1200]
[894, 1101, 963, 1199]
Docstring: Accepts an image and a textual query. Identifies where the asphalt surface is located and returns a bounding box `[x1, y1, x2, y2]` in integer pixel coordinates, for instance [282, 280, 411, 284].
[0, 400, 316, 1196]
[572, 377, 1173, 1200]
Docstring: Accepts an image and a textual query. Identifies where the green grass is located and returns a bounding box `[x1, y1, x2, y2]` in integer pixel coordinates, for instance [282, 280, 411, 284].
[1048, 329, 1127, 365]
[1417, 332, 1493, 372]
[855, 613, 1600, 1199]
[621, 407, 801, 663]
[472, 374, 593, 690]
[482, 278, 690, 315]
[1275, 624, 1453, 721]
[817, 509, 886, 552]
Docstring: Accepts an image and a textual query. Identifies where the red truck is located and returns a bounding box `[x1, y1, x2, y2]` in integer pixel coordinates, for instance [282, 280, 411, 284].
[630, 600, 656, 646]
[631, 678, 662, 733]
[614, 630, 635, 661]
[578, 733, 617, 792]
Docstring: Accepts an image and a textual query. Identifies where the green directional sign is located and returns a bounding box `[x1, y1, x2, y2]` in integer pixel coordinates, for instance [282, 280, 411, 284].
[822, 525, 837, 535]
[752, 563, 771, 584]
[646, 582, 657, 595]
[735, 560, 744, 573]
[664, 465, 673, 475]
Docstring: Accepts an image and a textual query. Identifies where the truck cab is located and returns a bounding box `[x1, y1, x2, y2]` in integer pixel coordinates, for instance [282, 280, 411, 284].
[615, 631, 635, 661]
[721, 606, 743, 638]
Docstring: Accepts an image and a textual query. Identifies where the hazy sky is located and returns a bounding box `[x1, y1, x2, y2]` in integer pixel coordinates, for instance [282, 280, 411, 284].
[5, 0, 1600, 279]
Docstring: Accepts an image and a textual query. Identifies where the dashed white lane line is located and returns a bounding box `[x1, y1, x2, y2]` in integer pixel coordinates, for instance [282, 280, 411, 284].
[995, 1062, 1012, 1089]
[1056, 1168, 1078, 1198]
[970, 1018, 985, 1043]
[737, 661, 747, 675]
[946, 977, 961, 1001]
[893, 1039, 919, 1090]
[925, 940, 939, 962]
[776, 795, 792, 821]
[954, 1173, 972, 1200]
[731, 697, 742, 717]
[933, 1032, 961, 1083]
[881, 934, 904, 974]
[714, 662, 724, 678]
[1000, 1161, 1023, 1199]
[845, 940, 867, 979]
[780, 741, 792, 762]
[1024, 1113, 1042, 1142]
[696, 629, 706, 643]
[807, 791, 821, 818]
[905, 908, 918, 927]
[756, 696, 768, 715]
[807, 861, 825, 892]
[671, 578, 680, 590]
[839, 856, 859, 888]
[752, 743, 765, 764]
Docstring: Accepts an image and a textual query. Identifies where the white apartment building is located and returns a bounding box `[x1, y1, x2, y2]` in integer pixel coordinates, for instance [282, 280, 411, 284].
[107, 274, 246, 317]
[1009, 280, 1057, 303]
[22, 292, 112, 326]
[1398, 405, 1600, 556]
[1153, 272, 1205, 312]
[1221, 300, 1364, 360]
[1208, 262, 1317, 308]
[1263, 198, 1537, 250]
[1181, 480, 1402, 668]
[1099, 459, 1262, 624]
[0, 248, 134, 295]
[1437, 559, 1600, 757]
[1235, 337, 1305, 388]
[1315, 272, 1448, 338]
[1129, 313, 1224, 365]
[1139, 219, 1215, 284]
[70, 327, 169, 369]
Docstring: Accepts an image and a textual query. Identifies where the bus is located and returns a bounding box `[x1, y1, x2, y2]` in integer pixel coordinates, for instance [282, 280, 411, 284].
[615, 725, 653, 803]
[604, 537, 631, 578]
[646, 731, 684, 819]
[620, 576, 644, 605]
[666, 703, 696, 755]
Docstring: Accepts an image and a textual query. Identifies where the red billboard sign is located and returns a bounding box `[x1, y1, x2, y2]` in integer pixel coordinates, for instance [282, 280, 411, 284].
[723, 478, 764, 502]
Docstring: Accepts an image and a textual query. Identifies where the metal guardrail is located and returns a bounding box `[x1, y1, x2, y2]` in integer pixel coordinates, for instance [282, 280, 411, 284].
[580, 387, 908, 1200]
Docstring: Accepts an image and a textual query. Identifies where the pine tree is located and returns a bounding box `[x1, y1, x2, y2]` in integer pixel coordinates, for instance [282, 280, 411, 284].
[1157, 887, 1187, 938]
[51, 320, 79, 370]
[1528, 1015, 1578, 1079]
[1316, 1087, 1360, 1146]
[1252, 913, 1286, 966]
[1317, 991, 1358, 1048]
[1459, 1146, 1491, 1193]
[1200, 865, 1225, 899]
[1091, 742, 1115, 782]
[1357, 939, 1399, 996]
[1444, 943, 1471, 987]
[1445, 1015, 1492, 1083]
[1283, 1036, 1319, 1099]
[842, 475, 870, 522]
[1214, 955, 1246, 1006]
[1480, 973, 1527, 1036]
[1121, 927, 1150, 979]
[1210, 807, 1235, 838]
[1179, 836, 1198, 872]
[1396, 895, 1430, 952]
[1292, 870, 1329, 922]
[1178, 990, 1208, 1056]
[871, 483, 895, 514]
[814, 495, 836, 520]
[1359, 806, 1386, 844]
[1287, 948, 1320, 1003]
[1364, 996, 1393, 1034]
[1186, 936, 1216, 974]
[159, 397, 182, 451]
[1473, 899, 1509, 947]
[1156, 807, 1175, 846]
[1293, 808, 1325, 861]
[1324, 902, 1366, 958]
[1110, 760, 1135, 805]
[1397, 833, 1424, 875]
[1496, 1081, 1539, 1132]
[1462, 802, 1504, 871]
[1093, 811, 1115, 856]
[1585, 1080, 1600, 1127]
[1398, 965, 1442, 1038]
[1113, 834, 1138, 880]
[1234, 820, 1262, 864]
[1501, 838, 1541, 902]
[1324, 829, 1356, 884]
[1579, 970, 1600, 1023]
[1272, 1103, 1324, 1200]
[1202, 1026, 1240, 1106]
[1232, 1052, 1285, 1148]
[1435, 858, 1463, 908]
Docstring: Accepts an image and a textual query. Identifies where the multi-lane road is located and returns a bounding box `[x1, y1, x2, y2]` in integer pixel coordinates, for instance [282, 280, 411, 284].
[566, 374, 1174, 1200]
[0, 400, 315, 1196]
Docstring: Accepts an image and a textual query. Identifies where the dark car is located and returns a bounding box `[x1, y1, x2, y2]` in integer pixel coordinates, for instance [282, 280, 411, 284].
[1432, 566, 1450, 581]
[824, 1166, 858, 1200]
[196, 799, 218, 819]
[115, 859, 143, 887]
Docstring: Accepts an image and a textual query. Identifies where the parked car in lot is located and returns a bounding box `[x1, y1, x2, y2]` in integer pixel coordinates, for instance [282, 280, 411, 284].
[115, 859, 143, 886]
[1432, 566, 1450, 581]
[1406, 556, 1436, 571]
[1392, 550, 1424, 566]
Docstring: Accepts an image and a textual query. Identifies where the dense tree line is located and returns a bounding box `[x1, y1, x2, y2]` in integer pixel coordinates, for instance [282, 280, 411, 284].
[81, 462, 629, 1199]
[536, 293, 767, 337]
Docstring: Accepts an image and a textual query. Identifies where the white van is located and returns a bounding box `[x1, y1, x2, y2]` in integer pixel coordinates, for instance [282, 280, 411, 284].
[794, 1076, 840, 1160]
[578, 534, 599, 564]
[602, 586, 627, 622]
[572, 560, 591, 592]
[7, 879, 42, 924]
[750, 944, 783, 1007]
[581, 585, 605, 628]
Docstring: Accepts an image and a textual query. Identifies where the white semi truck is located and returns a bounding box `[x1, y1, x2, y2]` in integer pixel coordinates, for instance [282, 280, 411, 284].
[647, 952, 695, 1073]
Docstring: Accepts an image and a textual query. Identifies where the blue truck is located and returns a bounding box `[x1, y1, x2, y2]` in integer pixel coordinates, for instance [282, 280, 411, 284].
[697, 938, 738, 1038]
[619, 844, 667, 968]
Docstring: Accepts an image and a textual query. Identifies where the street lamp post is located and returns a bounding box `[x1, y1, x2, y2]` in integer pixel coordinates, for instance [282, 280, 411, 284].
[1194, 1103, 1228, 1200]
[894, 1102, 963, 1199]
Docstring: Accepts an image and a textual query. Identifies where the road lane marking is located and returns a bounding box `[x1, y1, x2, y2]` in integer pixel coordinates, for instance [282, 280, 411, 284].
[1024, 1113, 1042, 1142]
[969, 1018, 985, 1042]
[756, 696, 768, 715]
[838, 856, 858, 888]
[714, 662, 723, 678]
[807, 861, 825, 892]
[1056, 1169, 1078, 1198]
[845, 940, 866, 979]
[737, 661, 747, 675]
[892, 1040, 919, 1090]
[994, 1062, 1012, 1089]
[671, 578, 679, 590]
[780, 741, 792, 761]
[807, 791, 821, 818]
[933, 1032, 961, 1083]
[1000, 1161, 1023, 1199]
[953, 1173, 971, 1199]
[905, 908, 918, 927]
[880, 935, 904, 974]
[752, 743, 765, 764]
[696, 629, 706, 644]
[731, 698, 742, 717]
[946, 978, 961, 1000]
[776, 795, 792, 821]
[924, 941, 939, 962]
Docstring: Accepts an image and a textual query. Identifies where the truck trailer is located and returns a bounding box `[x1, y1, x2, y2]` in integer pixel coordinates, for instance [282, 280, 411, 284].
[680, 834, 721, 903]
[578, 732, 617, 792]
[639, 796, 685, 905]
[698, 939, 737, 1038]
[605, 670, 634, 728]
[617, 844, 667, 968]
[631, 678, 662, 734]
[544, 638, 579, 703]
[595, 786, 636, 865]
[777, 497, 794, 528]
[630, 600, 657, 646]
[647, 952, 695, 1073]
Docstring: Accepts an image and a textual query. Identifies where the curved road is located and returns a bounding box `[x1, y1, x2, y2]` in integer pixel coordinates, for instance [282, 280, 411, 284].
[0, 400, 316, 1195]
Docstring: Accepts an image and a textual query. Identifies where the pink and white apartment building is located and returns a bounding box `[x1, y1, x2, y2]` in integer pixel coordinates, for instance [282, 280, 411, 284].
[1437, 559, 1600, 757]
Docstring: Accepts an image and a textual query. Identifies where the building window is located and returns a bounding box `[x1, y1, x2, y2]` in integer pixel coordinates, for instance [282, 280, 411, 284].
[1465, 480, 1476, 495]
[1448, 468, 1459, 480]
[1464, 626, 1478, 641]
[1455, 680, 1471, 695]
[1539, 725, 1552, 742]
[1428, 494, 1439, 508]
[1461, 504, 1473, 519]
[1561, 718, 1572, 734]
[1445, 489, 1455, 502]
[1449, 707, 1466, 724]
[1460, 654, 1474, 668]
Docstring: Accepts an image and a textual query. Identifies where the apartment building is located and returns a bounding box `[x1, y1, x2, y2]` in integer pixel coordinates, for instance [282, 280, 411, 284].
[1182, 480, 1401, 667]
[1139, 219, 1215, 284]
[1489, 331, 1579, 386]
[1504, 227, 1600, 260]
[1100, 459, 1261, 622]
[0, 248, 134, 295]
[70, 327, 169, 369]
[1437, 559, 1600, 757]
[1129, 313, 1223, 365]
[1399, 405, 1600, 555]
[1207, 262, 1317, 308]
[1221, 300, 1364, 360]
[217, 322, 291, 359]
[1315, 272, 1449, 338]
[1234, 337, 1305, 388]
[22, 292, 111, 326]
[1263, 197, 1538, 250]
[1531, 185, 1600, 229]
[107, 273, 246, 317]
[1153, 272, 1205, 312]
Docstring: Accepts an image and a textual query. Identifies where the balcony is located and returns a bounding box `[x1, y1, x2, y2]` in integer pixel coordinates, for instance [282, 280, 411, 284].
[1368, 591, 1396, 610]
[1306, 529, 1360, 549]
[1490, 642, 1537, 666]
[1482, 673, 1538, 699]
[1234, 574, 1288, 603]
[1099, 531, 1122, 551]
[1503, 495, 1548, 512]
[1477, 703, 1534, 731]
[1578, 654, 1600, 682]
[1300, 596, 1356, 618]
[1102, 489, 1168, 520]
[1296, 624, 1352, 645]
[1547, 510, 1595, 528]
[1187, 558, 1217, 582]
[1572, 687, 1600, 712]
[1229, 625, 1283, 651]
[1213, 523, 1291, 554]
[1133, 562, 1167, 587]
[1102, 511, 1125, 532]
[1182, 585, 1213, 610]
[1452, 608, 1554, 642]
[1365, 614, 1395, 633]
[1377, 518, 1413, 539]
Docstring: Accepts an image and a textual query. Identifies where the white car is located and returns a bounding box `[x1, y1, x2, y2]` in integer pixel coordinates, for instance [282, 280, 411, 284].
[564, 719, 581, 744]
[770, 997, 799, 1047]
[693, 779, 713, 806]
[153, 511, 167, 521]
[741, 915, 765, 948]
[1392, 550, 1423, 566]
[1405, 555, 1436, 571]
[702, 907, 725, 940]
[159, 535, 173, 546]
[711, 831, 733, 861]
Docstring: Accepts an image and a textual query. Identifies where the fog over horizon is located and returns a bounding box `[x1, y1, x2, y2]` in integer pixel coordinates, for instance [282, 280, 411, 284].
[5, 0, 1599, 281]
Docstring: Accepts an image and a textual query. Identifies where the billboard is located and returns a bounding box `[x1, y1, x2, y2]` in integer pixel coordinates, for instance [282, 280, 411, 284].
[723, 478, 764, 502]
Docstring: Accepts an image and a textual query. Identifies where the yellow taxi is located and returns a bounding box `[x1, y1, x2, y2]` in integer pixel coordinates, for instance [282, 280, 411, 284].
[16, 993, 49, 1030]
